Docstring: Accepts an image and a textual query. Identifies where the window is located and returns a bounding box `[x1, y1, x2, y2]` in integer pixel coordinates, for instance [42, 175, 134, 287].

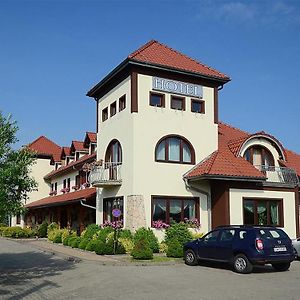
[54, 182, 57, 191]
[155, 135, 195, 164]
[110, 101, 117, 117]
[16, 214, 21, 225]
[119, 95, 126, 111]
[243, 146, 274, 169]
[67, 178, 71, 189]
[102, 107, 108, 122]
[220, 229, 235, 242]
[152, 196, 199, 225]
[243, 198, 283, 227]
[171, 96, 185, 111]
[105, 140, 122, 180]
[203, 230, 220, 243]
[103, 197, 124, 222]
[150, 92, 165, 107]
[63, 179, 66, 189]
[191, 99, 205, 113]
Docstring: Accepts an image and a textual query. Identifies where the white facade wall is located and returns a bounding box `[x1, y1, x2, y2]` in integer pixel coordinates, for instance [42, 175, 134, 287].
[96, 74, 218, 233]
[50, 170, 78, 194]
[229, 188, 296, 239]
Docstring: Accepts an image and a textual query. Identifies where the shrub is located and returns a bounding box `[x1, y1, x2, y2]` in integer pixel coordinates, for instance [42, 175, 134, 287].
[119, 229, 133, 240]
[63, 235, 71, 246]
[131, 238, 153, 260]
[191, 232, 204, 240]
[67, 236, 78, 247]
[47, 222, 59, 233]
[94, 226, 114, 243]
[61, 229, 77, 243]
[48, 229, 62, 242]
[2, 227, 30, 238]
[166, 238, 183, 258]
[119, 238, 134, 254]
[53, 234, 62, 243]
[70, 237, 81, 248]
[159, 242, 168, 253]
[37, 221, 48, 238]
[134, 227, 159, 253]
[81, 224, 100, 240]
[85, 240, 98, 252]
[165, 223, 193, 246]
[94, 240, 106, 255]
[78, 238, 89, 250]
[0, 223, 8, 227]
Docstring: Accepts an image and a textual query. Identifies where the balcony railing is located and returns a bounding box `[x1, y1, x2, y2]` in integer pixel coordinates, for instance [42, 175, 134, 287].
[89, 162, 122, 187]
[255, 165, 299, 186]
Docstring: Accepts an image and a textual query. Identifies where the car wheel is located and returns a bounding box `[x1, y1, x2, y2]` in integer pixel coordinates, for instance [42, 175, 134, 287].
[233, 254, 253, 274]
[184, 249, 198, 266]
[272, 262, 291, 272]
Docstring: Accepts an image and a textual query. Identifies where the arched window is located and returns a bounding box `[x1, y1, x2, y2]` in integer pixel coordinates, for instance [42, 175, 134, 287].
[105, 140, 122, 163]
[155, 135, 195, 164]
[243, 146, 274, 168]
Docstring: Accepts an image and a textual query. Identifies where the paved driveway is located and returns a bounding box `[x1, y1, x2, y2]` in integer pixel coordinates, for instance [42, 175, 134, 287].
[1, 238, 300, 300]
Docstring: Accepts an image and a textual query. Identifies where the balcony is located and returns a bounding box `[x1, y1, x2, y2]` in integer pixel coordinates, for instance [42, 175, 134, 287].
[89, 162, 122, 187]
[256, 165, 299, 186]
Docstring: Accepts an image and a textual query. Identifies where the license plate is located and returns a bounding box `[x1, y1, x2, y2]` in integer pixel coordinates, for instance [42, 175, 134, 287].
[274, 246, 287, 252]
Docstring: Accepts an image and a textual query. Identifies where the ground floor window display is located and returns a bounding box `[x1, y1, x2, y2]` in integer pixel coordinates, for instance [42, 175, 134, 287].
[243, 198, 283, 227]
[152, 196, 199, 225]
[103, 197, 124, 222]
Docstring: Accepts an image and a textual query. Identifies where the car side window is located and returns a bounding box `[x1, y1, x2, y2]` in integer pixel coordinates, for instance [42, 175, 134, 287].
[239, 230, 247, 240]
[220, 229, 235, 242]
[203, 230, 220, 243]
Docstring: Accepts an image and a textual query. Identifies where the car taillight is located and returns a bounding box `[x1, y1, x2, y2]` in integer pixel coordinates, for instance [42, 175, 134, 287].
[256, 238, 264, 251]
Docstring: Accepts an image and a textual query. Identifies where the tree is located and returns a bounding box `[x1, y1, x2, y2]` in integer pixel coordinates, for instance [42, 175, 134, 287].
[0, 112, 37, 223]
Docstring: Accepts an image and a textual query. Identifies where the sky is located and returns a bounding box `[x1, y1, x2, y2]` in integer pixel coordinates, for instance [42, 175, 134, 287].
[0, 0, 300, 152]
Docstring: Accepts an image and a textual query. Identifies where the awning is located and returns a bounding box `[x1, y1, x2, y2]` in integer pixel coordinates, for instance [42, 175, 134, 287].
[25, 188, 96, 209]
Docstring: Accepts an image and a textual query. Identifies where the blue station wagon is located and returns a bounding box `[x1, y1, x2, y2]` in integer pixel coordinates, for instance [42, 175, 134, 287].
[184, 225, 295, 273]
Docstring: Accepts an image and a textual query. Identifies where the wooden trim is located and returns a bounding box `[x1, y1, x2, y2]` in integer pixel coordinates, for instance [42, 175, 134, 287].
[191, 99, 205, 114]
[149, 91, 165, 108]
[151, 195, 200, 226]
[214, 87, 218, 124]
[170, 95, 185, 111]
[242, 197, 284, 227]
[131, 71, 138, 113]
[154, 134, 195, 164]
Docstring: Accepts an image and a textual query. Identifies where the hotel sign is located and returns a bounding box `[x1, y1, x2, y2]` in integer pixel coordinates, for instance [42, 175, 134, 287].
[152, 77, 203, 98]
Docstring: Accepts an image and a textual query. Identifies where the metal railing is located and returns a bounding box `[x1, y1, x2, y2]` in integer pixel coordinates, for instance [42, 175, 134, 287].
[89, 162, 122, 187]
[255, 165, 299, 186]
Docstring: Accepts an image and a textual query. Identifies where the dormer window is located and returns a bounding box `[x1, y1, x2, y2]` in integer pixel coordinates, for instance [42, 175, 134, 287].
[244, 146, 274, 168]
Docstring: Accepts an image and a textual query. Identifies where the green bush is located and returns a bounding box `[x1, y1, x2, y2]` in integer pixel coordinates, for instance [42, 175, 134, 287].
[67, 236, 78, 247]
[37, 221, 48, 238]
[131, 238, 153, 260]
[1, 227, 34, 238]
[47, 222, 59, 233]
[70, 237, 81, 248]
[165, 223, 193, 246]
[63, 235, 71, 246]
[119, 229, 133, 240]
[81, 224, 100, 240]
[53, 234, 62, 243]
[85, 240, 98, 251]
[94, 226, 114, 243]
[134, 227, 159, 253]
[0, 223, 8, 227]
[48, 229, 62, 241]
[159, 242, 168, 254]
[78, 238, 89, 250]
[119, 237, 134, 254]
[166, 238, 183, 258]
[94, 240, 106, 255]
[61, 229, 77, 243]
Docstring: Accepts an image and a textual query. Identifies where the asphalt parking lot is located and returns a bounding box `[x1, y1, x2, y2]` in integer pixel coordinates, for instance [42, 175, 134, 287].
[1, 238, 300, 300]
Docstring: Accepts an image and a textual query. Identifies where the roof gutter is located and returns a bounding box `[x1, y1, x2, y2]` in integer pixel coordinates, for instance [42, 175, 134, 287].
[183, 177, 212, 232]
[186, 174, 266, 182]
[80, 200, 96, 210]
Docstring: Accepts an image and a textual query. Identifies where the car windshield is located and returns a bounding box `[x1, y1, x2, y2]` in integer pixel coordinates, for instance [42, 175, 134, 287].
[257, 228, 288, 240]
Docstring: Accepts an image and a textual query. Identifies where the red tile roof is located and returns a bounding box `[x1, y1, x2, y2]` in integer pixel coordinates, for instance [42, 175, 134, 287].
[128, 40, 230, 81]
[185, 122, 300, 180]
[44, 153, 96, 180]
[83, 132, 97, 148]
[27, 136, 61, 161]
[60, 147, 71, 159]
[25, 188, 96, 209]
[71, 141, 88, 153]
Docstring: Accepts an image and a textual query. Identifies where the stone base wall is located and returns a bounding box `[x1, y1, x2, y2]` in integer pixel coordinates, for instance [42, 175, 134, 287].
[126, 195, 146, 232]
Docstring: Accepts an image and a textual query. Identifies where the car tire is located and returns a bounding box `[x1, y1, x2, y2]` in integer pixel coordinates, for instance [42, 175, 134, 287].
[272, 262, 291, 272]
[233, 254, 253, 274]
[184, 249, 198, 266]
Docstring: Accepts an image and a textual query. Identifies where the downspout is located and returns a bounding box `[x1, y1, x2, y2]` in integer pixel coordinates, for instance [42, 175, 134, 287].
[183, 178, 212, 231]
[80, 199, 96, 210]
